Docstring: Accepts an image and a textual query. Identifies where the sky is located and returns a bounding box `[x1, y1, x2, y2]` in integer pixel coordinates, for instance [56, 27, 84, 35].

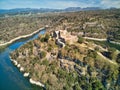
[0, 0, 120, 9]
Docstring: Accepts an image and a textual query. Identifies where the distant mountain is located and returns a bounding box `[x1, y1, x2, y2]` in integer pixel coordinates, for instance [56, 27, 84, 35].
[64, 7, 101, 11]
[64, 7, 82, 11]
[0, 8, 60, 14]
[0, 7, 101, 13]
[82, 7, 101, 10]
[0, 7, 117, 17]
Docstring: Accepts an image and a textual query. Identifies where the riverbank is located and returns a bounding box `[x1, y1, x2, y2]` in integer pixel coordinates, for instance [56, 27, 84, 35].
[9, 56, 45, 88]
[0, 27, 45, 47]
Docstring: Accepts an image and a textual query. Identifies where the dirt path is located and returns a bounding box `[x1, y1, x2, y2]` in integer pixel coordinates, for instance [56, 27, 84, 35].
[87, 43, 117, 65]
[84, 37, 107, 41]
[97, 52, 117, 65]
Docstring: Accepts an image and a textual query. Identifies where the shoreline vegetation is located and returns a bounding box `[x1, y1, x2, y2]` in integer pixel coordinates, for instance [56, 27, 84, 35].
[9, 56, 45, 88]
[8, 28, 46, 88]
[0, 27, 45, 47]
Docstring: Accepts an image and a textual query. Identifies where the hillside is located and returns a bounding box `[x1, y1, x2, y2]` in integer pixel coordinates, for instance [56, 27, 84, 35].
[10, 29, 120, 90]
[49, 9, 120, 42]
[0, 13, 58, 44]
[0, 9, 120, 46]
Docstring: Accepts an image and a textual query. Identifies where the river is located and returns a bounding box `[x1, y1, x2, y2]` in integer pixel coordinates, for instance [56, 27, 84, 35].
[0, 29, 45, 90]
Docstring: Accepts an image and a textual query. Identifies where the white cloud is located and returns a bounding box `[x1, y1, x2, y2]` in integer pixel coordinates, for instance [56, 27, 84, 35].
[0, 0, 120, 9]
[46, 1, 99, 9]
[101, 0, 120, 8]
[44, 1, 79, 9]
[49, 0, 120, 9]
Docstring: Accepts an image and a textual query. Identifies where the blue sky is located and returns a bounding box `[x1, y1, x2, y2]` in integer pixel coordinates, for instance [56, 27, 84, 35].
[0, 0, 120, 9]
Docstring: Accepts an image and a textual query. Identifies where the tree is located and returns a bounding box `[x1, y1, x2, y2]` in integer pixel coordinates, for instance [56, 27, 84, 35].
[40, 33, 50, 42]
[78, 36, 84, 44]
[42, 59, 49, 66]
[63, 84, 70, 90]
[44, 33, 50, 42]
[40, 37, 45, 42]
[108, 47, 117, 60]
[74, 83, 81, 90]
[94, 46, 100, 51]
[58, 69, 67, 78]
[81, 83, 92, 90]
[40, 51, 46, 58]
[116, 53, 120, 63]
[87, 50, 97, 58]
[92, 80, 103, 90]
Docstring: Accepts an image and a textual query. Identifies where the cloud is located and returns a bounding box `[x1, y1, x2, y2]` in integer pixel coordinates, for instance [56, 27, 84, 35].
[0, 0, 120, 9]
[46, 0, 100, 9]
[43, 1, 79, 9]
[101, 0, 120, 8]
[0, 0, 101, 9]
